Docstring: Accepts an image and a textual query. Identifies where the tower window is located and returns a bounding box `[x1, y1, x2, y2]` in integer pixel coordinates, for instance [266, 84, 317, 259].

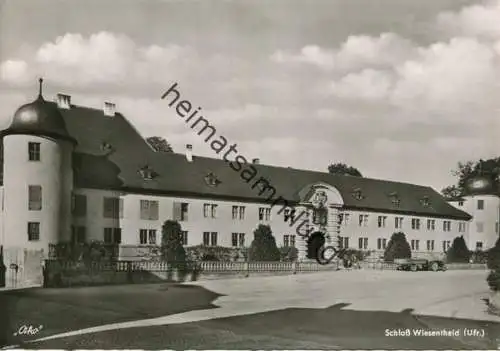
[28, 185, 42, 211]
[28, 142, 41, 161]
[27, 222, 40, 241]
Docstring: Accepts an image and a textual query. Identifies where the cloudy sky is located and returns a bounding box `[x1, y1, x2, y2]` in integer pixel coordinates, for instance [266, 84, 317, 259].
[0, 0, 499, 191]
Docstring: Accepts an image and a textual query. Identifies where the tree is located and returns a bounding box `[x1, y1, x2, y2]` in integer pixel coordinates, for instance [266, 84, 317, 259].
[443, 158, 500, 197]
[446, 236, 470, 263]
[383, 232, 411, 262]
[248, 224, 280, 261]
[146, 136, 173, 153]
[487, 238, 500, 291]
[161, 220, 186, 266]
[328, 162, 363, 177]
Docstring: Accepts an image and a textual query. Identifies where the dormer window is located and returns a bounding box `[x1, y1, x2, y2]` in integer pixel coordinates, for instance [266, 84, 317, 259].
[352, 188, 364, 200]
[389, 192, 400, 206]
[100, 142, 114, 154]
[139, 165, 158, 180]
[204, 172, 221, 187]
[420, 196, 431, 208]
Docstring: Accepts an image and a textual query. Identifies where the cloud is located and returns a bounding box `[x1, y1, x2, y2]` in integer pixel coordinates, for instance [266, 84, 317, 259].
[1, 0, 499, 192]
[270, 32, 416, 71]
[0, 31, 194, 90]
[436, 0, 500, 40]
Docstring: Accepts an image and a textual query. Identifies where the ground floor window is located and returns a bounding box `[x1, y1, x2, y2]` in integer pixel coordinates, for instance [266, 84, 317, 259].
[104, 227, 122, 244]
[411, 239, 420, 251]
[71, 226, 86, 244]
[377, 238, 387, 250]
[203, 232, 217, 246]
[139, 229, 157, 245]
[27, 222, 40, 241]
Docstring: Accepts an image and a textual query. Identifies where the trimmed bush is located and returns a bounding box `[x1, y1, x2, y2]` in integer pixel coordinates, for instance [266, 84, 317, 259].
[383, 232, 411, 262]
[279, 246, 299, 262]
[488, 237, 500, 271]
[446, 236, 471, 263]
[487, 270, 500, 291]
[161, 220, 186, 268]
[48, 241, 118, 262]
[248, 225, 280, 261]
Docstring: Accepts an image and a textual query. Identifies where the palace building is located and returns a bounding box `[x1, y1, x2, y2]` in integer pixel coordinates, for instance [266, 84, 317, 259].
[0, 80, 496, 262]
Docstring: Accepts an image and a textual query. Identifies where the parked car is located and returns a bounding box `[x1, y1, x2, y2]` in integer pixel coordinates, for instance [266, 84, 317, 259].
[395, 258, 446, 272]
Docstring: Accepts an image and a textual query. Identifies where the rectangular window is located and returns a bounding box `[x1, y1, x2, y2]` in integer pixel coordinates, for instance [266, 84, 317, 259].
[103, 197, 122, 218]
[358, 214, 368, 227]
[28, 142, 41, 161]
[496, 222, 499, 234]
[358, 237, 368, 250]
[426, 240, 435, 251]
[72, 194, 87, 217]
[173, 202, 189, 221]
[232, 232, 239, 247]
[411, 218, 420, 230]
[148, 229, 157, 245]
[139, 229, 148, 244]
[203, 204, 217, 218]
[377, 216, 387, 228]
[442, 240, 451, 252]
[210, 232, 217, 246]
[426, 219, 435, 231]
[28, 185, 42, 211]
[444, 220, 452, 232]
[232, 206, 245, 220]
[181, 231, 188, 245]
[477, 199, 484, 210]
[476, 222, 484, 233]
[27, 222, 40, 241]
[377, 238, 382, 250]
[395, 217, 403, 229]
[458, 201, 464, 206]
[259, 207, 271, 221]
[104, 228, 121, 244]
[239, 233, 245, 247]
[284, 235, 290, 247]
[476, 241, 483, 250]
[284, 209, 295, 222]
[71, 226, 86, 244]
[459, 222, 466, 233]
[203, 231, 210, 245]
[382, 238, 387, 249]
[411, 239, 420, 251]
[139, 200, 159, 220]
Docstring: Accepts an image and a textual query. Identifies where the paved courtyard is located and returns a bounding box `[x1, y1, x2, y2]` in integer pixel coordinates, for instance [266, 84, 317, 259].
[2, 269, 500, 349]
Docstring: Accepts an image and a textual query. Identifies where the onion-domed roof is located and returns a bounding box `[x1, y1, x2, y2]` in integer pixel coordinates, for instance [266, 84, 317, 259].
[464, 175, 496, 196]
[0, 79, 76, 143]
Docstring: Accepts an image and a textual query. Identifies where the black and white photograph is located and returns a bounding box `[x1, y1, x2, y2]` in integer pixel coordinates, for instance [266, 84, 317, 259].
[1, 0, 500, 349]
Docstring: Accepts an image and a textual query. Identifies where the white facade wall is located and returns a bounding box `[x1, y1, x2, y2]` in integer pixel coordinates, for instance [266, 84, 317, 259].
[72, 188, 296, 247]
[2, 135, 73, 252]
[449, 195, 500, 250]
[68, 188, 470, 257]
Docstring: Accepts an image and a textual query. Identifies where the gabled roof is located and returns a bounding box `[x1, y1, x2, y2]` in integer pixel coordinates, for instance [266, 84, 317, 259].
[35, 102, 472, 220]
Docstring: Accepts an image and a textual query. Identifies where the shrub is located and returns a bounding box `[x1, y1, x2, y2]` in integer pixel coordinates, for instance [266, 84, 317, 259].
[161, 220, 186, 268]
[446, 236, 471, 263]
[383, 232, 411, 262]
[470, 249, 488, 264]
[248, 224, 280, 261]
[487, 270, 500, 291]
[186, 245, 241, 262]
[488, 237, 500, 270]
[279, 246, 299, 262]
[48, 241, 118, 262]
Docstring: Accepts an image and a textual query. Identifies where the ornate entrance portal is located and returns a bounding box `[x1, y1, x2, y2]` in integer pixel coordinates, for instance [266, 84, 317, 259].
[295, 183, 344, 263]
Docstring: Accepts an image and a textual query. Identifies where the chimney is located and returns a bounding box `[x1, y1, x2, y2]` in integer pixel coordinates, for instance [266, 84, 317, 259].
[186, 144, 193, 162]
[103, 102, 116, 117]
[56, 93, 71, 109]
[252, 158, 260, 165]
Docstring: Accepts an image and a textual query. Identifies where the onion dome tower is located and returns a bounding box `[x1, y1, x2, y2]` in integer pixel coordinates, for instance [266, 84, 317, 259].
[0, 79, 76, 252]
